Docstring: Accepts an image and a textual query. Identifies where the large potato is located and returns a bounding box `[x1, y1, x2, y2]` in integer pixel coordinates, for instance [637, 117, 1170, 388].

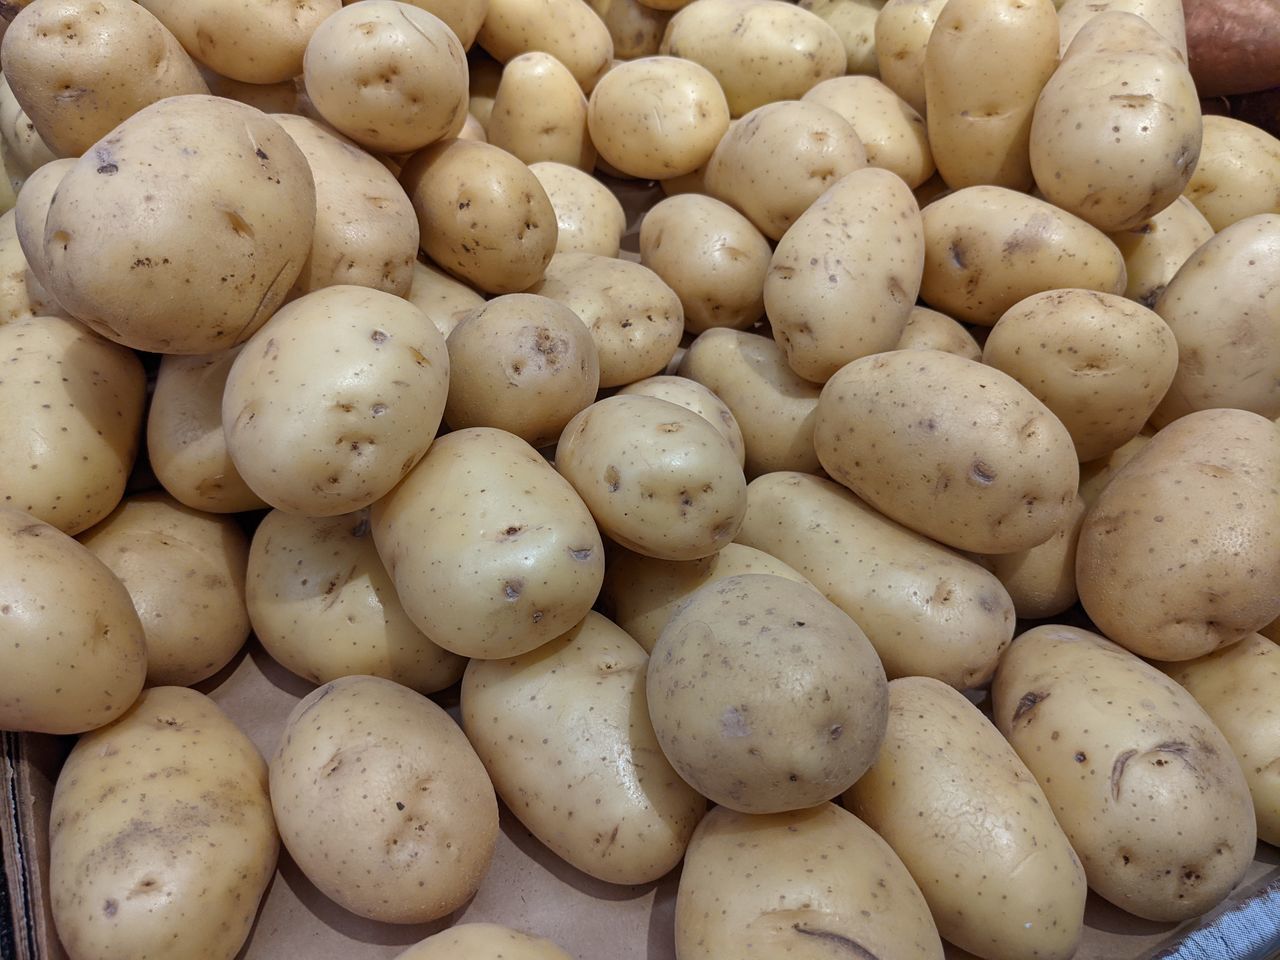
[372, 427, 604, 659]
[874, 0, 946, 115]
[1076, 408, 1280, 660]
[676, 803, 944, 960]
[1057, 0, 1187, 57]
[42, 96, 315, 354]
[617, 375, 745, 467]
[895, 304, 980, 359]
[478, 0, 613, 92]
[398, 925, 572, 960]
[993, 624, 1256, 922]
[1184, 114, 1280, 231]
[1108, 195, 1214, 307]
[846, 677, 1087, 960]
[764, 167, 922, 382]
[463, 612, 705, 883]
[529, 161, 626, 258]
[489, 52, 595, 171]
[270, 676, 498, 923]
[975, 494, 1087, 620]
[736, 472, 1014, 688]
[50, 688, 276, 960]
[803, 74, 934, 188]
[403, 258, 485, 339]
[0, 507, 145, 733]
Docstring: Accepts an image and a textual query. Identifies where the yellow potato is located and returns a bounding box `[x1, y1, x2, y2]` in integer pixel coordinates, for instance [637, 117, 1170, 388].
[586, 0, 671, 59]
[799, 0, 883, 76]
[803, 75, 935, 187]
[403, 258, 485, 339]
[1185, 115, 1280, 231]
[874, 0, 946, 115]
[0, 212, 60, 323]
[13, 155, 73, 291]
[1108, 195, 1214, 307]
[973, 493, 1087, 620]
[1077, 432, 1150, 508]
[617, 375, 745, 467]
[489, 52, 595, 171]
[530, 160, 627, 257]
[478, 0, 614, 92]
[0, 72, 55, 178]
[392, 0, 490, 49]
[397, 925, 572, 960]
[1056, 0, 1187, 57]
[895, 304, 980, 359]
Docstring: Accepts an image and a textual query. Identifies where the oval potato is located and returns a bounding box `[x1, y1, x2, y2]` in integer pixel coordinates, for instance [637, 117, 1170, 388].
[895, 304, 980, 359]
[974, 494, 1087, 620]
[478, 0, 613, 92]
[403, 258, 485, 340]
[1108, 195, 1214, 307]
[529, 161, 626, 258]
[1057, 0, 1187, 57]
[489, 52, 595, 171]
[1184, 115, 1280, 231]
[874, 0, 946, 116]
[616, 375, 745, 467]
[803, 74, 935, 188]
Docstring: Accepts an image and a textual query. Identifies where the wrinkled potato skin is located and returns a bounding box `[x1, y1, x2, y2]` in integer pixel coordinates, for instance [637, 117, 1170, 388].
[617, 375, 745, 467]
[874, 0, 946, 115]
[478, 0, 613, 92]
[489, 53, 595, 171]
[895, 305, 980, 359]
[396, 924, 572, 960]
[530, 161, 626, 257]
[1076, 409, 1280, 661]
[993, 625, 1256, 922]
[803, 75, 935, 188]
[974, 494, 1087, 620]
[1108, 195, 1213, 308]
[1056, 0, 1187, 57]
[1184, 116, 1280, 231]
[403, 259, 485, 340]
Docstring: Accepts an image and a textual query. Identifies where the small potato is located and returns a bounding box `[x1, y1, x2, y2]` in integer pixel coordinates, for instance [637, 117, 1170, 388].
[1158, 634, 1280, 846]
[272, 114, 418, 298]
[1078, 432, 1150, 508]
[920, 185, 1128, 325]
[815, 350, 1080, 554]
[530, 161, 626, 257]
[587, 0, 671, 58]
[1057, 0, 1187, 57]
[660, 0, 845, 116]
[676, 803, 944, 960]
[0, 73, 55, 177]
[678, 328, 822, 476]
[0, 507, 145, 733]
[463, 612, 706, 883]
[13, 155, 73, 291]
[639, 193, 769, 333]
[765, 167, 923, 382]
[198, 68, 301, 114]
[982, 290, 1178, 462]
[1108, 195, 1214, 307]
[397, 0, 489, 49]
[80, 493, 249, 687]
[993, 624, 1256, 922]
[555, 394, 747, 560]
[617, 375, 745, 467]
[649, 574, 888, 813]
[533, 252, 683, 387]
[270, 676, 498, 923]
[874, 0, 947, 115]
[895, 305, 980, 359]
[397, 925, 572, 960]
[1, 0, 207, 158]
[1076, 408, 1280, 660]
[50, 688, 276, 960]
[247, 509, 466, 692]
[1184, 115, 1280, 231]
[445, 293, 599, 448]
[489, 52, 595, 171]
[973, 493, 1087, 620]
[705, 99, 867, 241]
[223, 285, 448, 516]
[1152, 213, 1280, 424]
[588, 56, 729, 180]
[846, 677, 1087, 960]
[303, 2, 468, 155]
[799, 0, 883, 76]
[401, 139, 557, 294]
[372, 427, 604, 659]
[478, 0, 613, 91]
[0, 215, 60, 323]
[803, 75, 934, 188]
[458, 112, 486, 142]
[1030, 12, 1202, 232]
[403, 258, 485, 339]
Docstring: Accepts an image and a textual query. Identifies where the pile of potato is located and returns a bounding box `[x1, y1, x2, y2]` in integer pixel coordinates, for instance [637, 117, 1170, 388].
[0, 0, 1277, 957]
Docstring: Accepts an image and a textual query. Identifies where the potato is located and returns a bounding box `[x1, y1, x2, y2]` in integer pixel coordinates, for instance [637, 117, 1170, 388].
[587, 0, 671, 58]
[478, 0, 613, 92]
[489, 53, 595, 171]
[1184, 0, 1280, 97]
[803, 75, 934, 188]
[0, 72, 55, 178]
[529, 161, 626, 258]
[1076, 408, 1280, 661]
[401, 138, 557, 295]
[874, 0, 946, 115]
[660, 0, 845, 116]
[397, 925, 572, 960]
[394, 0, 489, 49]
[467, 54, 502, 130]
[617, 375, 745, 467]
[404, 258, 485, 339]
[846, 677, 1087, 960]
[372, 427, 604, 658]
[556, 394, 747, 561]
[223, 285, 447, 516]
[532, 252, 682, 387]
[982, 290, 1178, 463]
[799, 0, 882, 76]
[676, 803, 944, 960]
[678, 328, 823, 476]
[1184, 115, 1280, 232]
[50, 688, 276, 960]
[764, 167, 923, 383]
[895, 304, 980, 359]
[444, 293, 599, 448]
[198, 68, 301, 114]
[0, 507, 145, 733]
[0, 214, 60, 323]
[1108, 195, 1214, 307]
[1058, 0, 1188, 58]
[638, 193, 769, 333]
[271, 676, 498, 923]
[649, 574, 887, 813]
[1077, 432, 1150, 508]
[1, 0, 207, 159]
[974, 494, 1087, 621]
[463, 612, 705, 882]
[992, 624, 1256, 922]
[1030, 13, 1201, 233]
[1152, 214, 1280, 424]
[271, 114, 418, 298]
[13, 154, 72, 291]
[921, 185, 1128, 325]
[42, 96, 315, 354]
[705, 99, 867, 241]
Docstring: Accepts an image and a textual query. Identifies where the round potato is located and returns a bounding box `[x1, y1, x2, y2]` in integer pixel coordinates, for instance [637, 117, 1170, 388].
[489, 52, 595, 171]
[874, 0, 946, 115]
[13, 155, 72, 290]
[1057, 0, 1187, 56]
[1184, 115, 1280, 231]
[403, 258, 485, 339]
[555, 394, 747, 561]
[477, 0, 613, 92]
[586, 0, 671, 58]
[270, 676, 498, 923]
[401, 138, 557, 295]
[397, 925, 572, 960]
[530, 160, 627, 258]
[42, 95, 316, 354]
[397, 0, 490, 49]
[445, 293, 599, 448]
[974, 493, 1087, 620]
[50, 688, 276, 960]
[800, 0, 883, 76]
[803, 75, 934, 188]
[588, 56, 729, 179]
[895, 305, 980, 359]
[660, 0, 845, 116]
[617, 375, 745, 467]
[2, 0, 207, 158]
[1108, 195, 1214, 307]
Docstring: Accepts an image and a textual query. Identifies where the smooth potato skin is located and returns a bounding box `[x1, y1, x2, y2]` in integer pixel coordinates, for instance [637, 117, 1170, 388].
[14, 155, 73, 290]
[617, 375, 745, 467]
[875, 0, 947, 115]
[1076, 409, 1280, 660]
[803, 75, 936, 188]
[404, 259, 485, 340]
[992, 625, 1256, 922]
[1184, 115, 1280, 231]
[896, 305, 981, 359]
[530, 161, 626, 258]
[1057, 0, 1187, 57]
[490, 52, 595, 171]
[976, 494, 1087, 620]
[1108, 195, 1213, 308]
[50, 688, 276, 960]
[478, 0, 613, 91]
[396, 924, 572, 960]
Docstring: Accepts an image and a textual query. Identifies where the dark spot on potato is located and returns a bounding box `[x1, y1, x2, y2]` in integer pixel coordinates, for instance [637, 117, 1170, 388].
[792, 925, 880, 959]
[500, 525, 523, 539]
[1075, 751, 1087, 763]
[255, 147, 269, 161]
[96, 162, 118, 175]
[371, 329, 388, 344]
[503, 579, 523, 601]
[970, 460, 997, 485]
[829, 724, 843, 740]
[1111, 749, 1138, 800]
[604, 465, 621, 492]
[103, 899, 117, 917]
[569, 547, 593, 561]
[395, 801, 405, 811]
[1012, 690, 1049, 723]
[948, 240, 967, 270]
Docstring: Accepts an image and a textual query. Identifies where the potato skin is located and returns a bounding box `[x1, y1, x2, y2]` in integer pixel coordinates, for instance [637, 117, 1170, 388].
[1076, 408, 1280, 661]
[1184, 115, 1280, 231]
[397, 924, 572, 960]
[1108, 195, 1213, 308]
[803, 75, 935, 188]
[529, 161, 626, 258]
[846, 677, 1087, 960]
[14, 155, 73, 291]
[50, 688, 277, 960]
[1057, 0, 1187, 57]
[896, 305, 980, 360]
[489, 52, 595, 171]
[478, 0, 613, 91]
[403, 259, 485, 340]
[975, 493, 1087, 620]
[875, 0, 946, 115]
[617, 375, 745, 468]
[992, 624, 1256, 922]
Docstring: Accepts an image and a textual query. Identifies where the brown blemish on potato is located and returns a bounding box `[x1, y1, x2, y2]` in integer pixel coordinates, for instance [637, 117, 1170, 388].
[503, 579, 523, 601]
[223, 209, 255, 240]
[970, 460, 997, 485]
[1012, 690, 1049, 723]
[792, 925, 880, 959]
[1110, 748, 1138, 800]
[102, 899, 117, 917]
[370, 329, 389, 344]
[604, 465, 621, 492]
[569, 547, 593, 561]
